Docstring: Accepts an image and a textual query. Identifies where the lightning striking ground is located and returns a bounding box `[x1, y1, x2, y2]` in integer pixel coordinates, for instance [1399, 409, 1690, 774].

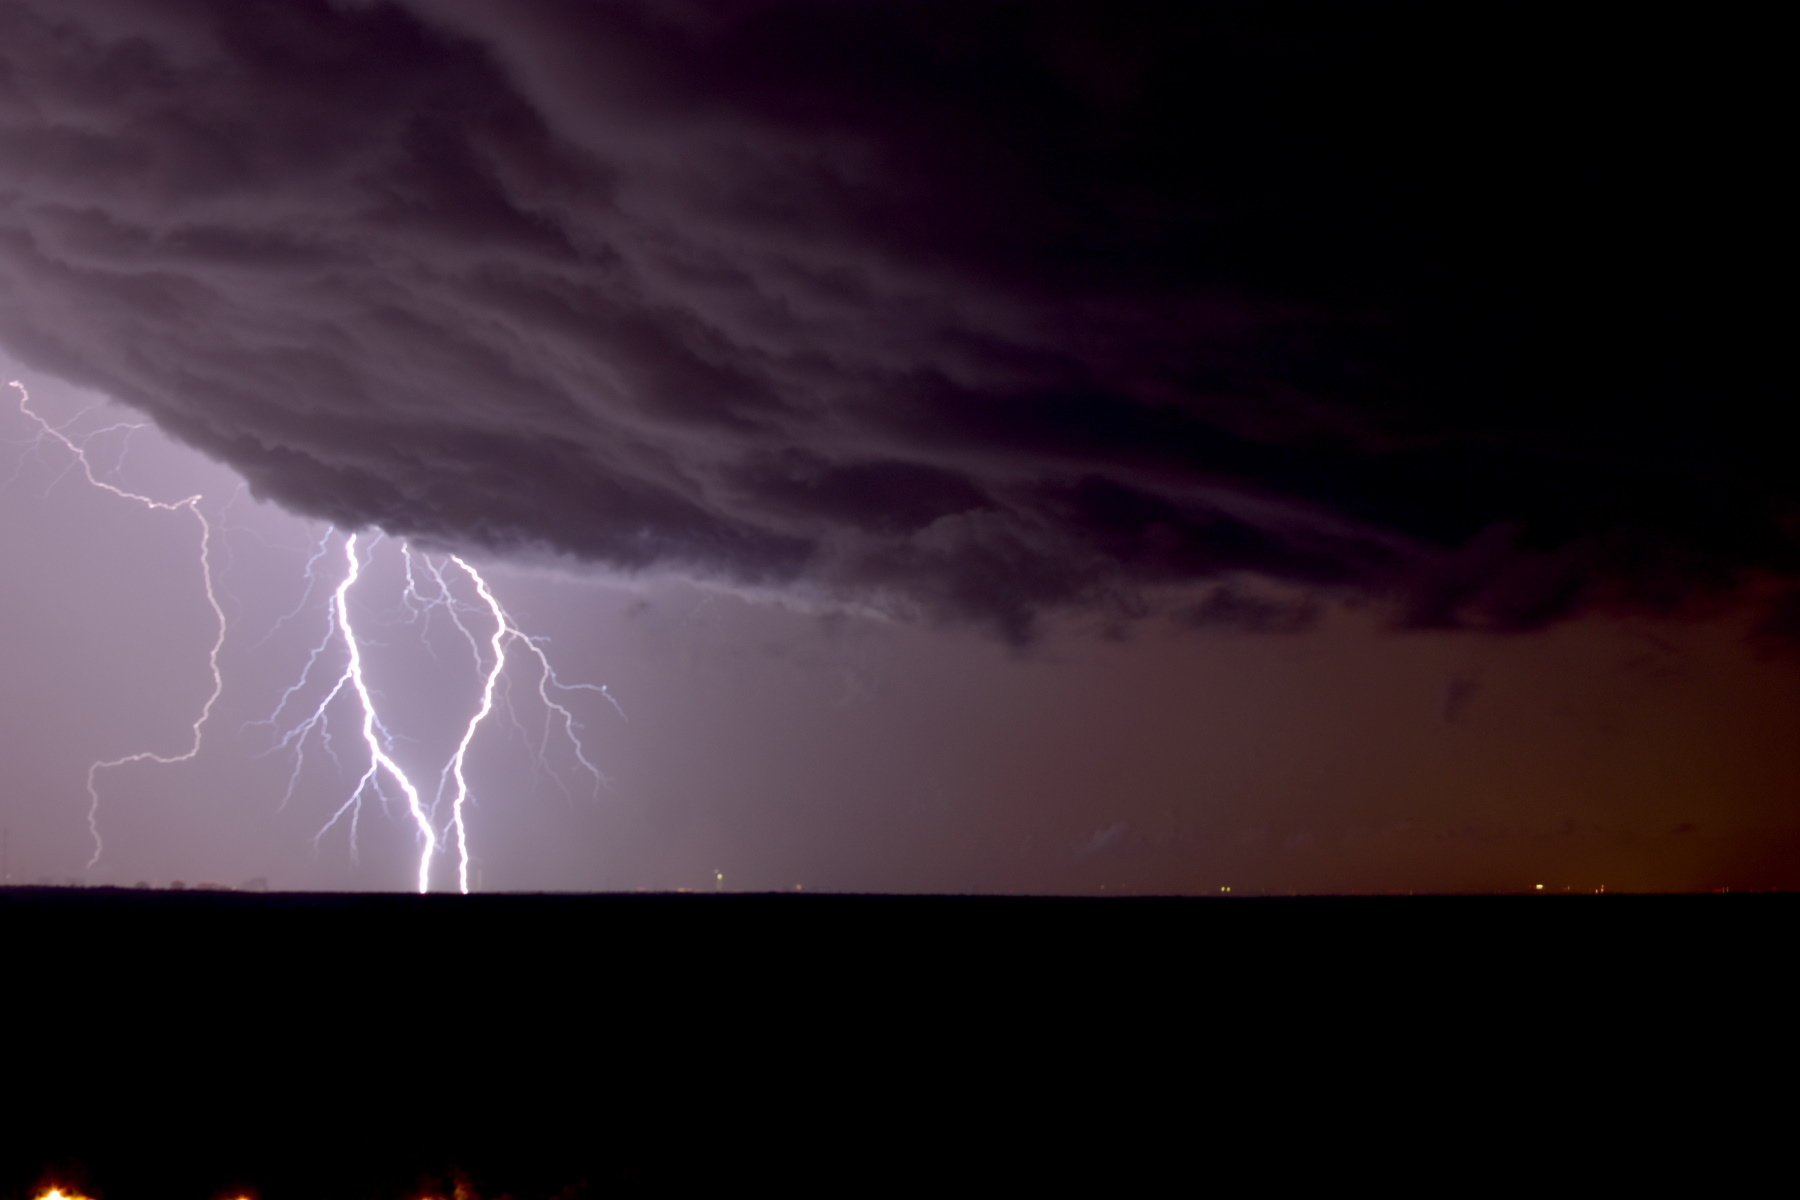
[438, 554, 620, 893]
[252, 533, 622, 892]
[444, 556, 510, 896]
[10, 380, 227, 872]
[249, 531, 623, 892]
[331, 533, 437, 894]
[10, 377, 622, 892]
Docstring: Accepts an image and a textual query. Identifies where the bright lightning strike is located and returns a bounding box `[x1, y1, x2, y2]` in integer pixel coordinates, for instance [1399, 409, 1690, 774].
[263, 535, 622, 892]
[12, 376, 624, 893]
[443, 558, 510, 896]
[10, 380, 227, 872]
[333, 532, 437, 894]
[438, 554, 621, 894]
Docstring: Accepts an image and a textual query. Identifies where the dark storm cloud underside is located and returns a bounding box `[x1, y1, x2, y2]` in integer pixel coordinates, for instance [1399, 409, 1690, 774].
[1, 0, 1789, 637]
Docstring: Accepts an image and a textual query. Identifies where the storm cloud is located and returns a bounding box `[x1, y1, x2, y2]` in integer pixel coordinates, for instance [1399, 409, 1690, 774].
[1, 0, 1787, 639]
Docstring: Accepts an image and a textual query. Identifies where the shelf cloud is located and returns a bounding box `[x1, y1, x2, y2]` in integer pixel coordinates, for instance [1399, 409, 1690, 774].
[3, 0, 1788, 639]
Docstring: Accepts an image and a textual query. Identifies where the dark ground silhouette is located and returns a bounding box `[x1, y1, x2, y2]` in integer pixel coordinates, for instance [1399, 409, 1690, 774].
[3, 887, 1781, 1197]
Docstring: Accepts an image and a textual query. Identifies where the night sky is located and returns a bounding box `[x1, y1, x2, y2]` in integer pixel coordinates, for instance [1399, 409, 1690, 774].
[1, 0, 1793, 894]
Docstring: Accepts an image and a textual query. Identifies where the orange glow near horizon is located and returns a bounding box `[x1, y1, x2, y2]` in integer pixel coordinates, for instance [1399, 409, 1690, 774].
[33, 1190, 251, 1200]
[29, 1184, 489, 1200]
[33, 1186, 452, 1200]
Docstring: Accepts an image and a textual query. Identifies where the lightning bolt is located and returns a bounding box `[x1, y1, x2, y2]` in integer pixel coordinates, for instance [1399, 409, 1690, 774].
[436, 554, 621, 894]
[245, 529, 358, 816]
[443, 556, 509, 896]
[332, 532, 437, 894]
[9, 380, 227, 872]
[13, 377, 623, 893]
[248, 530, 437, 890]
[259, 536, 621, 892]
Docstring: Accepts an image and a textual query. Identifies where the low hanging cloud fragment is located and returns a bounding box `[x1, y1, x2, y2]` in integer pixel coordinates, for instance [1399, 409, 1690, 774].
[1, 0, 1790, 640]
